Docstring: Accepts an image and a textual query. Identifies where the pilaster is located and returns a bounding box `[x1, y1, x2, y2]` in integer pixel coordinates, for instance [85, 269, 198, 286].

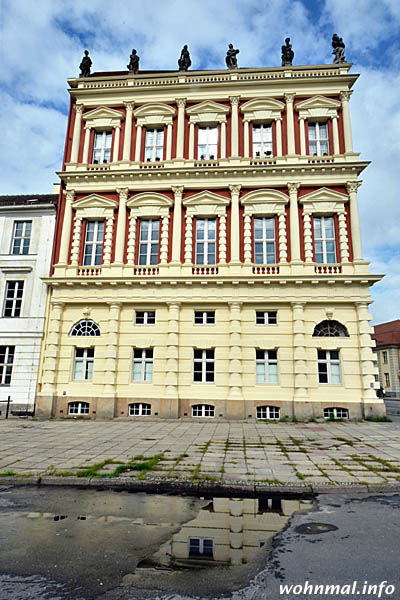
[58, 190, 75, 265]
[230, 96, 240, 157]
[340, 91, 353, 153]
[165, 302, 180, 417]
[123, 101, 134, 161]
[114, 188, 128, 264]
[292, 302, 308, 400]
[288, 182, 301, 263]
[227, 301, 243, 401]
[70, 104, 83, 163]
[171, 186, 184, 264]
[184, 214, 193, 263]
[284, 93, 296, 155]
[176, 98, 186, 159]
[346, 181, 363, 261]
[229, 184, 241, 263]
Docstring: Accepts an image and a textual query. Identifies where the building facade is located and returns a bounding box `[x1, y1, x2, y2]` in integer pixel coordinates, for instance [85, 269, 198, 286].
[0, 193, 57, 414]
[372, 320, 400, 399]
[36, 61, 385, 420]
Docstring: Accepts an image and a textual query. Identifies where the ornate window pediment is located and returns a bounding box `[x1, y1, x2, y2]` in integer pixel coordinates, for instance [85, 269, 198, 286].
[183, 190, 229, 217]
[186, 101, 229, 125]
[240, 98, 285, 122]
[295, 96, 341, 120]
[133, 103, 176, 127]
[72, 194, 118, 218]
[82, 106, 124, 129]
[241, 189, 288, 215]
[300, 187, 348, 214]
[127, 192, 172, 218]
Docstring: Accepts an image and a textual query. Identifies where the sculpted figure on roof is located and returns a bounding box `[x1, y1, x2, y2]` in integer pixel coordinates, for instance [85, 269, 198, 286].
[178, 45, 191, 71]
[225, 43, 239, 69]
[332, 34, 346, 63]
[281, 38, 294, 66]
[79, 50, 92, 78]
[127, 49, 140, 73]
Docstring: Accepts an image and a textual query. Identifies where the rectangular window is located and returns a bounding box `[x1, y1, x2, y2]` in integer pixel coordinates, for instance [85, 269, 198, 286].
[3, 281, 24, 317]
[198, 126, 218, 159]
[144, 128, 164, 161]
[385, 372, 390, 387]
[318, 350, 341, 384]
[255, 311, 277, 325]
[138, 220, 160, 266]
[195, 218, 216, 265]
[73, 348, 94, 381]
[254, 217, 276, 264]
[135, 311, 156, 325]
[252, 124, 273, 157]
[0, 346, 14, 385]
[11, 221, 32, 255]
[189, 538, 213, 557]
[132, 348, 153, 382]
[308, 122, 329, 156]
[194, 311, 215, 325]
[313, 216, 336, 264]
[93, 131, 112, 164]
[193, 349, 214, 382]
[382, 351, 388, 364]
[83, 221, 104, 266]
[256, 350, 278, 384]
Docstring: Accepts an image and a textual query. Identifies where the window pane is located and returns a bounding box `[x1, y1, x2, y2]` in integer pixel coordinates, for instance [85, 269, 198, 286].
[74, 361, 84, 380]
[256, 363, 265, 383]
[268, 363, 278, 383]
[330, 363, 341, 384]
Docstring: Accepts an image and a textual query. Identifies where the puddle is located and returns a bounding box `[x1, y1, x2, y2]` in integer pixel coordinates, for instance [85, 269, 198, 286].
[0, 487, 314, 599]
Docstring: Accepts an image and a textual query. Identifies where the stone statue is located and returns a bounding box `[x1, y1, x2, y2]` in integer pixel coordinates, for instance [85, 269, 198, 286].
[332, 34, 346, 63]
[281, 37, 294, 67]
[79, 50, 92, 78]
[225, 43, 239, 69]
[178, 45, 191, 71]
[127, 49, 140, 73]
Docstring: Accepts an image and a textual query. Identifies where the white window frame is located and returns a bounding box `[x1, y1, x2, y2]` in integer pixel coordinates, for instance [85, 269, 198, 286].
[318, 350, 341, 384]
[3, 281, 24, 317]
[138, 219, 160, 266]
[313, 216, 336, 264]
[192, 404, 215, 417]
[308, 121, 329, 156]
[189, 537, 214, 556]
[135, 311, 156, 325]
[93, 130, 112, 164]
[254, 217, 276, 264]
[323, 407, 349, 419]
[256, 406, 280, 420]
[194, 311, 215, 325]
[252, 123, 273, 157]
[129, 403, 151, 416]
[193, 349, 215, 383]
[68, 401, 90, 415]
[195, 218, 216, 265]
[144, 128, 164, 162]
[83, 221, 104, 266]
[198, 125, 218, 159]
[255, 311, 277, 325]
[256, 350, 278, 384]
[0, 345, 14, 386]
[73, 348, 94, 381]
[11, 221, 32, 255]
[132, 348, 153, 382]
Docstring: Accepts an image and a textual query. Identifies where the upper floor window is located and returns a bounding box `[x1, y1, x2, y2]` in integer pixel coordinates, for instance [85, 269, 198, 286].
[73, 348, 94, 381]
[253, 124, 272, 157]
[313, 216, 336, 264]
[308, 122, 329, 156]
[135, 311, 156, 325]
[3, 281, 24, 317]
[138, 220, 160, 265]
[93, 131, 112, 164]
[194, 311, 215, 325]
[318, 350, 340, 384]
[11, 221, 31, 255]
[195, 218, 216, 265]
[313, 320, 349, 337]
[0, 346, 14, 385]
[144, 128, 164, 161]
[256, 311, 277, 325]
[198, 126, 218, 159]
[382, 351, 388, 364]
[70, 320, 101, 336]
[254, 217, 276, 264]
[83, 221, 104, 266]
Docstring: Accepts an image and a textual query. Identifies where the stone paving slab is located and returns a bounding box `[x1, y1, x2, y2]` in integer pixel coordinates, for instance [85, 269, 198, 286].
[1, 419, 400, 490]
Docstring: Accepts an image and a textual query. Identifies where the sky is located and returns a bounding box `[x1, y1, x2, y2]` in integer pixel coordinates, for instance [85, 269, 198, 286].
[0, 0, 399, 325]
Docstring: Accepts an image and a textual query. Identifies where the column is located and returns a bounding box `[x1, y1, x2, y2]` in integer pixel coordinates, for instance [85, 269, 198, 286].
[127, 211, 137, 263]
[243, 119, 250, 157]
[357, 302, 378, 402]
[104, 302, 121, 399]
[58, 190, 75, 265]
[243, 213, 252, 263]
[303, 211, 313, 262]
[331, 115, 340, 155]
[41, 301, 64, 395]
[229, 184, 241, 263]
[176, 98, 186, 159]
[160, 214, 170, 264]
[340, 91, 353, 153]
[338, 209, 349, 263]
[278, 211, 288, 263]
[299, 117, 306, 155]
[166, 122, 173, 160]
[103, 216, 114, 265]
[70, 104, 83, 163]
[165, 302, 180, 402]
[219, 214, 227, 263]
[171, 186, 183, 264]
[284, 93, 295, 155]
[82, 126, 91, 164]
[227, 302, 243, 401]
[292, 302, 308, 400]
[275, 117, 283, 156]
[123, 102, 134, 161]
[134, 123, 142, 161]
[230, 96, 240, 157]
[70, 215, 83, 266]
[114, 188, 128, 264]
[184, 214, 193, 263]
[288, 182, 301, 262]
[188, 120, 195, 160]
[220, 120, 227, 159]
[112, 125, 121, 162]
[346, 181, 363, 261]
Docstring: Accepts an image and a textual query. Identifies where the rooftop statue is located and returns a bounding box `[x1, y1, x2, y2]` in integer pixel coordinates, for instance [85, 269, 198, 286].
[127, 49, 140, 73]
[281, 37, 294, 67]
[225, 43, 239, 69]
[178, 45, 191, 71]
[79, 50, 92, 78]
[332, 34, 346, 63]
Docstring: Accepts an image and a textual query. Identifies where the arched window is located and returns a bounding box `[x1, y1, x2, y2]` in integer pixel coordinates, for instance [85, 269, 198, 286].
[192, 404, 215, 418]
[129, 403, 151, 416]
[70, 320, 101, 337]
[324, 407, 349, 419]
[68, 401, 90, 415]
[256, 406, 280, 420]
[313, 320, 349, 337]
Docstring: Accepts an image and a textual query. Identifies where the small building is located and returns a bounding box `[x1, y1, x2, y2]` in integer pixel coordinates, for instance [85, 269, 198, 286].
[0, 192, 58, 415]
[372, 320, 400, 399]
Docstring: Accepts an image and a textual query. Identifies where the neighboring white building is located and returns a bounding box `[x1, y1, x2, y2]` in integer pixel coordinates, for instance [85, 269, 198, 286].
[0, 192, 58, 414]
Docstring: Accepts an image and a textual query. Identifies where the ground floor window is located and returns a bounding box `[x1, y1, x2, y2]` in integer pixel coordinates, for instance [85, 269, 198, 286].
[192, 404, 215, 418]
[132, 348, 153, 381]
[189, 537, 213, 557]
[323, 407, 349, 419]
[193, 349, 214, 382]
[73, 348, 94, 380]
[0, 345, 14, 385]
[68, 401, 90, 415]
[256, 349, 278, 383]
[129, 403, 151, 416]
[256, 405, 280, 420]
[317, 350, 341, 384]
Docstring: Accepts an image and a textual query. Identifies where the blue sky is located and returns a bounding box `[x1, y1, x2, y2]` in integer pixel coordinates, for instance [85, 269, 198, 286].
[0, 0, 399, 324]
